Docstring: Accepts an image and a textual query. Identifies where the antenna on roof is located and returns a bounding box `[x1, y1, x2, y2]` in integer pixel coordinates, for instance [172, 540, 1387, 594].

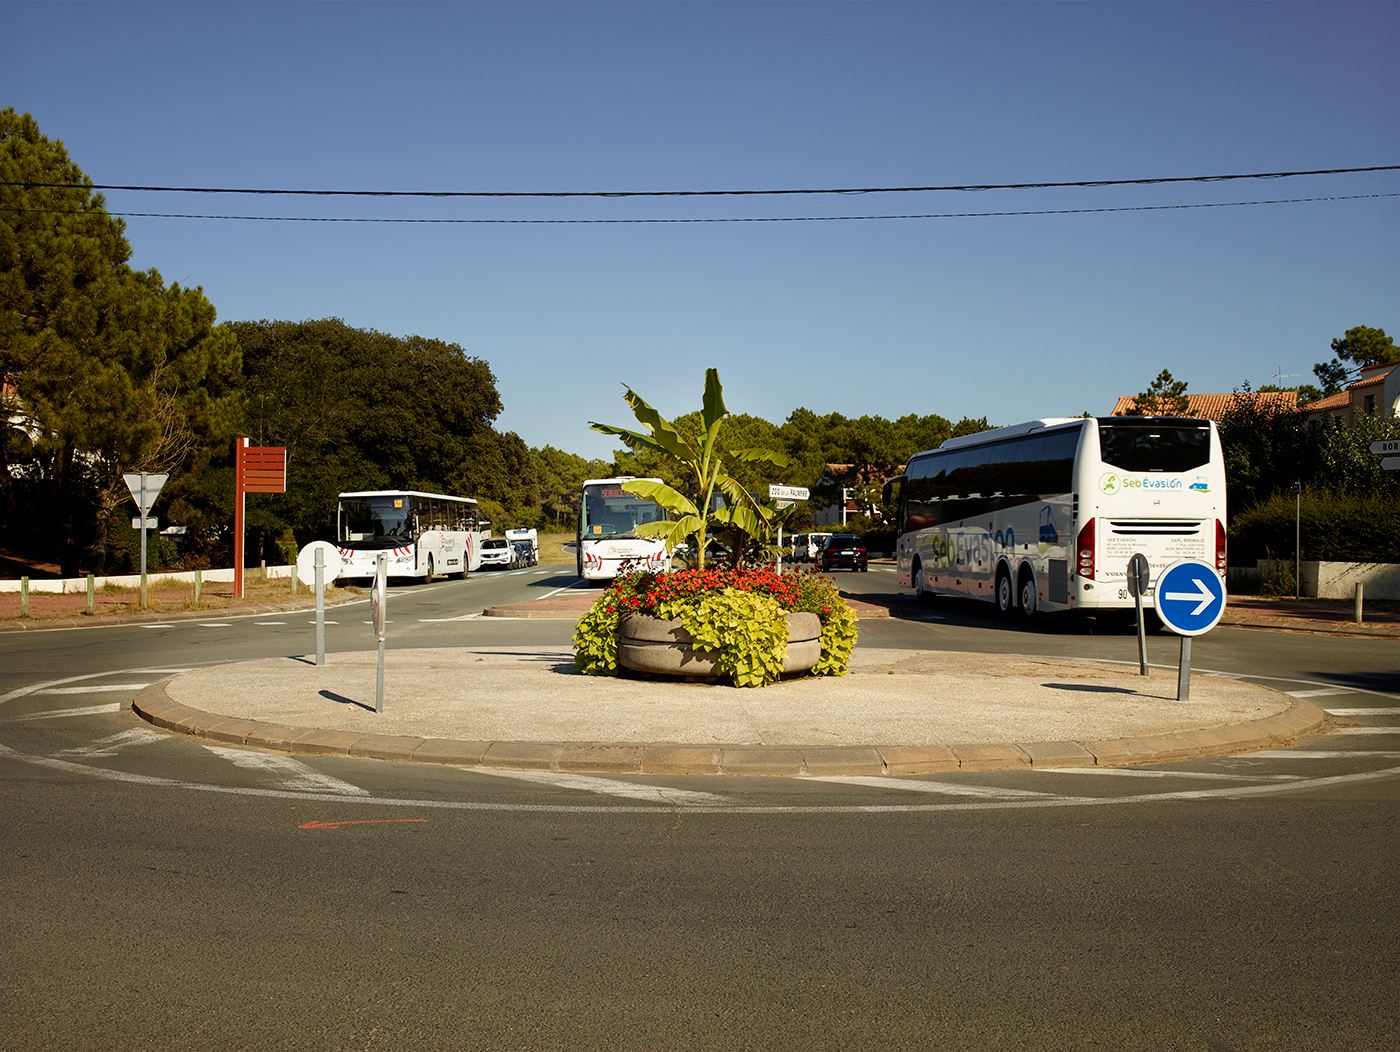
[1271, 367, 1300, 385]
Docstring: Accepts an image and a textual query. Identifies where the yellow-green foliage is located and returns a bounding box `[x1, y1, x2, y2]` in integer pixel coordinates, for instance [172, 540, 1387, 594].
[813, 601, 858, 677]
[678, 589, 788, 688]
[573, 601, 621, 676]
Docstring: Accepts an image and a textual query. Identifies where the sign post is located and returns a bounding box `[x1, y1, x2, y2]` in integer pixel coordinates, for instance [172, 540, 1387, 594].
[1126, 553, 1150, 676]
[372, 552, 387, 713]
[297, 540, 341, 666]
[1154, 559, 1228, 702]
[123, 472, 168, 610]
[768, 486, 810, 574]
[233, 439, 287, 599]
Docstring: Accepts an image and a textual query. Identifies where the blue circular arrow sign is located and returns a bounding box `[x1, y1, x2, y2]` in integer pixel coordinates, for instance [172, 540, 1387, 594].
[1154, 558, 1227, 636]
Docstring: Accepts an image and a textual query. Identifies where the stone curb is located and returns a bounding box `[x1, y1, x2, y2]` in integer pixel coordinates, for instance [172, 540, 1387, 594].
[129, 678, 1330, 777]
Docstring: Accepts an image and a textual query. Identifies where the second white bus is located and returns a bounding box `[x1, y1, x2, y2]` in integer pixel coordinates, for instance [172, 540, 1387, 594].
[577, 477, 670, 580]
[336, 490, 488, 582]
[888, 416, 1226, 618]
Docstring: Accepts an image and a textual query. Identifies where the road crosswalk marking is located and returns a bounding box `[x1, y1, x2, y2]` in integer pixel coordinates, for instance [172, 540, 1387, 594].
[472, 768, 735, 806]
[201, 746, 370, 795]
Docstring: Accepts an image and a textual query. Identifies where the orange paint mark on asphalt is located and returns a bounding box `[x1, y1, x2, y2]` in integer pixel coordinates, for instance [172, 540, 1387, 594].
[298, 819, 428, 830]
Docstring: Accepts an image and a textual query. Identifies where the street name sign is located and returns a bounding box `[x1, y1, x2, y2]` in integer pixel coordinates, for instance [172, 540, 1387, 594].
[1154, 558, 1227, 637]
[1368, 439, 1400, 455]
[768, 484, 810, 501]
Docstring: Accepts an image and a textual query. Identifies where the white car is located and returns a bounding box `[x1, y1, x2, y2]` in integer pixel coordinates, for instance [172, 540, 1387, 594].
[478, 536, 513, 569]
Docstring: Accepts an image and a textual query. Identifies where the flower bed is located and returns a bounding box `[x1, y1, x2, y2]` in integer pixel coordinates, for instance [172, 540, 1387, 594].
[572, 566, 858, 687]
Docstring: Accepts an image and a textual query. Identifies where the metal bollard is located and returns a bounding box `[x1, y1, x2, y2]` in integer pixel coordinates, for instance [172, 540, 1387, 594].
[87, 573, 95, 616]
[1354, 582, 1364, 624]
[20, 576, 28, 619]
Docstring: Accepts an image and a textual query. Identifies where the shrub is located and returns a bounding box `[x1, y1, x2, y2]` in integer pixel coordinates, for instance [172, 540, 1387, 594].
[572, 566, 858, 686]
[1230, 489, 1400, 564]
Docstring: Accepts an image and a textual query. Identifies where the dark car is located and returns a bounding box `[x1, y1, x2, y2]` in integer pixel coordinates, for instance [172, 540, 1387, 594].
[819, 534, 868, 572]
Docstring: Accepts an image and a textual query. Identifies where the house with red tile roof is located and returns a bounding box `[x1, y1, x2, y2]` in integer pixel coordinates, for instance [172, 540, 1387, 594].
[1299, 362, 1400, 426]
[1108, 390, 1298, 420]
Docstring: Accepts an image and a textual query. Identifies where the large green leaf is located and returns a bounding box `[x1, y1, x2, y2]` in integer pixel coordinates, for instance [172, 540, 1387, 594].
[620, 387, 695, 462]
[729, 446, 794, 468]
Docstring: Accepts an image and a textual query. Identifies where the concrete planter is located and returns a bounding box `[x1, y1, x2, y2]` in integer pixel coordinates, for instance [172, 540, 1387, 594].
[617, 611, 822, 681]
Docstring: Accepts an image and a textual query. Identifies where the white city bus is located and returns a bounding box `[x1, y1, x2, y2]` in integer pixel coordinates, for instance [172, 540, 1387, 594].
[887, 417, 1226, 619]
[577, 477, 670, 580]
[335, 490, 488, 582]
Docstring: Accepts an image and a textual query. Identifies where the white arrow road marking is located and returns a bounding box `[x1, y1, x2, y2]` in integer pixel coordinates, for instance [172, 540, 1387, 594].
[201, 746, 370, 795]
[806, 776, 1056, 798]
[6, 703, 122, 721]
[1163, 576, 1216, 616]
[36, 683, 153, 695]
[60, 728, 167, 757]
[470, 768, 735, 806]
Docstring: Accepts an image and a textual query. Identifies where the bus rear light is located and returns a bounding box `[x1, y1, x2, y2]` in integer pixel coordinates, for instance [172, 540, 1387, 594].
[1216, 518, 1228, 575]
[1076, 519, 1095, 580]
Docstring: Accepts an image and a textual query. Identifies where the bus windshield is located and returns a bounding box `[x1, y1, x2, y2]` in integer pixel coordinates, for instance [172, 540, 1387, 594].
[1097, 420, 1210, 473]
[581, 482, 665, 540]
[338, 495, 414, 548]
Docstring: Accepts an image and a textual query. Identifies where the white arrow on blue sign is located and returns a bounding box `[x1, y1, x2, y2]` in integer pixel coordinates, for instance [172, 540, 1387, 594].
[1154, 558, 1227, 636]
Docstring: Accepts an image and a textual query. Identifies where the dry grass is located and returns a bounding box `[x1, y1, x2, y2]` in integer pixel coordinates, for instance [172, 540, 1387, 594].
[1, 574, 362, 622]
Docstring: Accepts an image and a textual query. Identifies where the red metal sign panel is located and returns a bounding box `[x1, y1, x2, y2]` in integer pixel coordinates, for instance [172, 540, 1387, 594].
[236, 445, 286, 493]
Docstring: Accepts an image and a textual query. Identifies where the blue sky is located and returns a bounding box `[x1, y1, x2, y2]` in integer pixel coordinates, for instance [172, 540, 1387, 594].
[5, 1, 1396, 462]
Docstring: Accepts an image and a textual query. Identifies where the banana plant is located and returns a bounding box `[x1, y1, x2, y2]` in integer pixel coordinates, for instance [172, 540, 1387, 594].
[589, 369, 792, 571]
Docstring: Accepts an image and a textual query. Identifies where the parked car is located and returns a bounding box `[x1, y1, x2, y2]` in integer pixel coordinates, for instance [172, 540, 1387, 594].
[818, 533, 868, 572]
[791, 532, 833, 563]
[478, 536, 513, 569]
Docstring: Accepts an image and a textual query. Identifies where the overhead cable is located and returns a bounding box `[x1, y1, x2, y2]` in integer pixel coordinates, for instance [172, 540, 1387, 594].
[2, 165, 1396, 200]
[4, 194, 1396, 224]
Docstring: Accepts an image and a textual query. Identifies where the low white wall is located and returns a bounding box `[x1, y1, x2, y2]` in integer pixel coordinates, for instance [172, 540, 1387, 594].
[1303, 560, 1400, 601]
[0, 565, 294, 594]
[1232, 559, 1400, 600]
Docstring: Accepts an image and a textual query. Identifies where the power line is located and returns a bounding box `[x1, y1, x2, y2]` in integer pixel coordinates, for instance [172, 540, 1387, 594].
[3, 193, 1395, 224]
[2, 166, 1396, 200]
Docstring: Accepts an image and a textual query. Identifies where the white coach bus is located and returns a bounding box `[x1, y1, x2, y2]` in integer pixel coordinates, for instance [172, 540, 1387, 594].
[577, 477, 670, 580]
[335, 490, 488, 582]
[886, 417, 1227, 619]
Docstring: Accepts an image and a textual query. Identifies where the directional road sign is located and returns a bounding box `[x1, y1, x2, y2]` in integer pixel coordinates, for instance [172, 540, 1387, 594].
[768, 484, 810, 501]
[1368, 439, 1400, 456]
[1154, 558, 1227, 636]
[1382, 458, 1400, 472]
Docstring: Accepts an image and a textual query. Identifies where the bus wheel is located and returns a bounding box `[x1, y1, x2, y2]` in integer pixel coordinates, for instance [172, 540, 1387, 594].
[1018, 571, 1038, 620]
[995, 570, 1014, 618]
[913, 564, 930, 602]
[425, 555, 435, 583]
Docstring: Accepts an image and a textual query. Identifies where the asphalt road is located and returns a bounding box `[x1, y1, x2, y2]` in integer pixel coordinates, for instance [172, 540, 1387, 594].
[2, 563, 1396, 1051]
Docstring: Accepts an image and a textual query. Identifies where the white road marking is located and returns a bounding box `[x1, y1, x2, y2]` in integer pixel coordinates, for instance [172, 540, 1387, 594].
[255, 621, 288, 625]
[1039, 767, 1303, 783]
[36, 683, 153, 695]
[200, 623, 232, 628]
[418, 614, 480, 622]
[139, 624, 176, 629]
[3, 742, 1399, 814]
[59, 728, 167, 757]
[1247, 750, 1400, 760]
[1287, 687, 1359, 698]
[1326, 707, 1400, 716]
[307, 620, 340, 624]
[806, 776, 1056, 798]
[4, 703, 122, 721]
[1331, 727, 1400, 735]
[471, 768, 735, 806]
[200, 746, 370, 795]
[0, 668, 194, 706]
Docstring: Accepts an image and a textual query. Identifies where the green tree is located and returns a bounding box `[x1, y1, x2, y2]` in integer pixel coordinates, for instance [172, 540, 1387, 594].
[589, 369, 791, 570]
[231, 318, 511, 545]
[1312, 325, 1397, 396]
[1128, 369, 1190, 416]
[1, 109, 243, 571]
